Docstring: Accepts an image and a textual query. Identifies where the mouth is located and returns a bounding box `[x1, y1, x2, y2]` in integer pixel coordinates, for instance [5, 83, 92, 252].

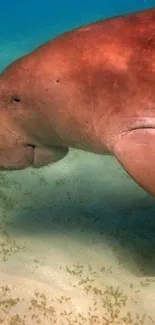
[28, 144, 69, 168]
[0, 144, 69, 171]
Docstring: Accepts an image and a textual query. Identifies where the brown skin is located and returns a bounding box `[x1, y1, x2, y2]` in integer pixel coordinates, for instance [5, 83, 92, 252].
[0, 8, 155, 195]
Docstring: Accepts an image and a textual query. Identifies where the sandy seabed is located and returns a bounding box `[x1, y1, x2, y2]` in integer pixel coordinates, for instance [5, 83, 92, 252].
[0, 149, 155, 325]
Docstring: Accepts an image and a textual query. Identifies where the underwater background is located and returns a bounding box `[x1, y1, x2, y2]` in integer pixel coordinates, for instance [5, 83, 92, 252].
[0, 0, 155, 324]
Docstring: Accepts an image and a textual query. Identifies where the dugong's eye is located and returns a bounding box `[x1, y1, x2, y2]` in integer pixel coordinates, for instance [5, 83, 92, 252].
[11, 96, 21, 103]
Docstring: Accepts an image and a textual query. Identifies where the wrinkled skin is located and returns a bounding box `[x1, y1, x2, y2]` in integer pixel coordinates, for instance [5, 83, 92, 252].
[0, 8, 155, 195]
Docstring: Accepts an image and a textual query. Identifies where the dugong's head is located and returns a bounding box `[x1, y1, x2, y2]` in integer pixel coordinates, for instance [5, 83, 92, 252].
[0, 60, 69, 170]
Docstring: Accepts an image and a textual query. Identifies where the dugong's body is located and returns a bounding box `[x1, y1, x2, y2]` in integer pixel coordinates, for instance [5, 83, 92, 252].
[0, 8, 155, 195]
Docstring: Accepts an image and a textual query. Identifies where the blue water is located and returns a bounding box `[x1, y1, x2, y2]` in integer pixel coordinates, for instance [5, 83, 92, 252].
[0, 1, 155, 324]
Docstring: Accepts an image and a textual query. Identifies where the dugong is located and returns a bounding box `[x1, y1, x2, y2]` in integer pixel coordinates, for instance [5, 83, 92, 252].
[0, 8, 155, 196]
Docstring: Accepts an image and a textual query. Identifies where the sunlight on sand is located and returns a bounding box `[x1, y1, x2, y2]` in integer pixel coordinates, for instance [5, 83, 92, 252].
[0, 150, 155, 324]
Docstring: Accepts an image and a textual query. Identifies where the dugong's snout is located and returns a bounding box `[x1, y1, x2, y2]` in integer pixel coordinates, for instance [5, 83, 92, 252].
[114, 128, 155, 196]
[30, 145, 69, 169]
[0, 143, 68, 170]
[0, 145, 33, 170]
